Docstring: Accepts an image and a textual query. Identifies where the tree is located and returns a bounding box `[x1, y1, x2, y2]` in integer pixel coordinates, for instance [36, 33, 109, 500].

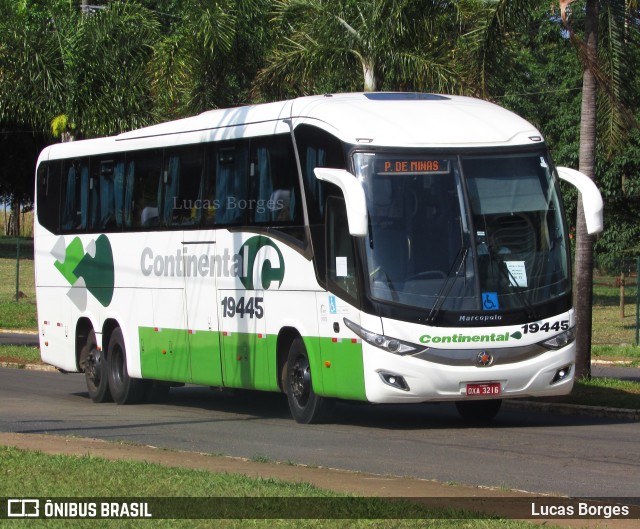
[255, 0, 482, 97]
[473, 0, 640, 379]
[53, 1, 161, 138]
[151, 0, 273, 117]
[0, 1, 161, 140]
[560, 0, 640, 378]
[0, 1, 163, 218]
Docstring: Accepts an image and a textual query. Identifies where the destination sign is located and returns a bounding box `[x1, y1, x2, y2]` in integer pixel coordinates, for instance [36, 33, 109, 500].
[378, 158, 451, 175]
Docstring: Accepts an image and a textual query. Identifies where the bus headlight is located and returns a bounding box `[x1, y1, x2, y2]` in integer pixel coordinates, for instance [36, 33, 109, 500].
[343, 318, 423, 355]
[539, 327, 576, 350]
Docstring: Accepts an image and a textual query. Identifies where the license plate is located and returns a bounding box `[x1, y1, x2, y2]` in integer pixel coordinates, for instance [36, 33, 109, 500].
[466, 382, 501, 396]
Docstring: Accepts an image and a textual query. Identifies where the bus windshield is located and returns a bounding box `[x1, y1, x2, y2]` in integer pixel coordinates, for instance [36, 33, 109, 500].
[354, 151, 570, 316]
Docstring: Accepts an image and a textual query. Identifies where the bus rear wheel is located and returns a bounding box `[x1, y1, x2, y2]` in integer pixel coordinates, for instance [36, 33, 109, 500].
[286, 338, 330, 424]
[107, 327, 148, 404]
[455, 399, 502, 422]
[83, 330, 111, 403]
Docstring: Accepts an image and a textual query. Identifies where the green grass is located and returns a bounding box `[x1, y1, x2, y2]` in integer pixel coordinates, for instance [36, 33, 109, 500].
[591, 278, 639, 347]
[592, 344, 640, 366]
[562, 378, 640, 409]
[0, 345, 40, 366]
[0, 237, 37, 331]
[0, 446, 557, 528]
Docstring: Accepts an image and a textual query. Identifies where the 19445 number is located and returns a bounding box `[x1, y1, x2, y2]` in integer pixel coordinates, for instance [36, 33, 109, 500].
[521, 320, 569, 334]
[221, 296, 264, 319]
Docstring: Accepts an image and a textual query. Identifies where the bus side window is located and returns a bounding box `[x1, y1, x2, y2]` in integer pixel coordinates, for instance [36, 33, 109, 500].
[128, 149, 163, 228]
[326, 197, 359, 303]
[61, 159, 89, 233]
[164, 145, 204, 227]
[214, 141, 249, 225]
[36, 162, 62, 234]
[202, 145, 217, 225]
[294, 124, 346, 225]
[250, 134, 303, 233]
[91, 159, 121, 231]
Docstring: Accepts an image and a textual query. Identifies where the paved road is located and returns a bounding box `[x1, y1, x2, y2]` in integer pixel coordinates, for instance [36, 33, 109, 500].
[1, 367, 638, 501]
[0, 332, 39, 347]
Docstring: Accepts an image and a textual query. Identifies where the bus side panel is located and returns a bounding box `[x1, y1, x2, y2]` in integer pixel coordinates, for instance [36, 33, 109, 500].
[215, 231, 325, 393]
[111, 232, 189, 382]
[218, 288, 273, 390]
[313, 292, 367, 401]
[35, 230, 89, 372]
[188, 329, 224, 386]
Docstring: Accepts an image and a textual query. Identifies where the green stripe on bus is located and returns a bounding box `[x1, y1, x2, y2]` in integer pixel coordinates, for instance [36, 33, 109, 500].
[139, 326, 365, 400]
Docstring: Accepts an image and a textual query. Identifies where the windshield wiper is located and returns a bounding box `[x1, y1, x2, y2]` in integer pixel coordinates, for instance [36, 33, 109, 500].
[425, 247, 468, 324]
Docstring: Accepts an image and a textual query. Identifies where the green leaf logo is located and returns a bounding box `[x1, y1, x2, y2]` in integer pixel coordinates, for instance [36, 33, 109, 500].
[53, 234, 115, 307]
[511, 331, 522, 340]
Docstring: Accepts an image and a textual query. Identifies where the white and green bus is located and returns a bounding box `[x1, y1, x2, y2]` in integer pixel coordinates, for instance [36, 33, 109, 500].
[35, 92, 603, 423]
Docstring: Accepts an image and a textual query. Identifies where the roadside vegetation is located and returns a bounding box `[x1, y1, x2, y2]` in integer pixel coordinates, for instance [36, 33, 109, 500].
[0, 445, 563, 528]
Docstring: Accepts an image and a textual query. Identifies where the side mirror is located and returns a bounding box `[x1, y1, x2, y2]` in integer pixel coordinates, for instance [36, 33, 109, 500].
[556, 167, 604, 235]
[313, 168, 368, 237]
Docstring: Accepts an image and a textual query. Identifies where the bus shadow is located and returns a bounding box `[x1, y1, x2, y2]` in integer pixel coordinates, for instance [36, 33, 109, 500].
[125, 385, 631, 430]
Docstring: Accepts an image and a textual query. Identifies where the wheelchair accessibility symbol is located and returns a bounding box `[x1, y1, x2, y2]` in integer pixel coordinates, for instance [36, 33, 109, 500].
[329, 295, 337, 314]
[483, 292, 499, 311]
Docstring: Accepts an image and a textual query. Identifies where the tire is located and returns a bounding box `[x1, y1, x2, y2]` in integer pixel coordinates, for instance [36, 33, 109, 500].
[455, 399, 502, 422]
[83, 330, 112, 403]
[107, 327, 148, 404]
[286, 338, 331, 424]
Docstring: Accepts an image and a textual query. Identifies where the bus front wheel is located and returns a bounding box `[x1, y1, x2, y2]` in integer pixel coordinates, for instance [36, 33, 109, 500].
[286, 338, 330, 424]
[107, 328, 148, 405]
[83, 330, 112, 403]
[455, 399, 502, 422]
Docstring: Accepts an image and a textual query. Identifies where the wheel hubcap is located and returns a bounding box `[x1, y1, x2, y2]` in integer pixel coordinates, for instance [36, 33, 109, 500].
[290, 356, 311, 406]
[86, 350, 102, 384]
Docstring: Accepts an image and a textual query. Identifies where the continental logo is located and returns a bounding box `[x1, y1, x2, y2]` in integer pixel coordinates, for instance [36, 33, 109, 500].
[419, 331, 523, 344]
[53, 234, 115, 308]
[140, 235, 285, 290]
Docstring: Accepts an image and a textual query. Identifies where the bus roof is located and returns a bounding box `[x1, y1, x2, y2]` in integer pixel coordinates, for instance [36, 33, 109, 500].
[40, 93, 543, 161]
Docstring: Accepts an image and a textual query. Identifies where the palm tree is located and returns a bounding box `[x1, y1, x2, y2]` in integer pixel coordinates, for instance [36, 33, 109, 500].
[559, 0, 640, 378]
[255, 0, 481, 97]
[151, 0, 272, 117]
[567, 0, 599, 379]
[473, 0, 639, 379]
[54, 1, 161, 138]
[0, 1, 161, 140]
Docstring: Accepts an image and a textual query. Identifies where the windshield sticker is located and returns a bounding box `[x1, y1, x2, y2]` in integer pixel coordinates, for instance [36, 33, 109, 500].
[506, 261, 528, 287]
[336, 256, 348, 277]
[482, 292, 499, 311]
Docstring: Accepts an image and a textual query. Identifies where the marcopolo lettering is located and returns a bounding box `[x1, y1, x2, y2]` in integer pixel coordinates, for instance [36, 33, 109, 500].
[459, 314, 503, 322]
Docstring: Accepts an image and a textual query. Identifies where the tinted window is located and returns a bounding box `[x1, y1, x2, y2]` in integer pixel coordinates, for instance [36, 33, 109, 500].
[36, 162, 61, 233]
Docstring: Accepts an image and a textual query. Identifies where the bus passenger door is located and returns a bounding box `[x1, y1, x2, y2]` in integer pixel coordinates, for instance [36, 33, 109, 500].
[317, 197, 367, 401]
[182, 230, 224, 386]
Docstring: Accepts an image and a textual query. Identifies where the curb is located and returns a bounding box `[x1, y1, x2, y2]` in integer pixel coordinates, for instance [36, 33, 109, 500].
[504, 399, 640, 421]
[0, 362, 57, 372]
